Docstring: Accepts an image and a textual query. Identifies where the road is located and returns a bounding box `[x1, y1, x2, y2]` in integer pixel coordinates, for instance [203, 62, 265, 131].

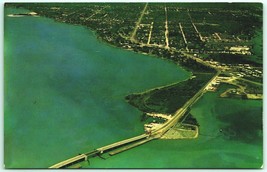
[49, 48, 220, 168]
[147, 22, 154, 44]
[238, 77, 263, 86]
[222, 71, 262, 86]
[149, 71, 220, 137]
[130, 3, 148, 42]
[49, 69, 218, 168]
[164, 6, 169, 48]
[181, 52, 218, 70]
[96, 134, 148, 153]
[179, 23, 189, 52]
[49, 71, 219, 168]
[49, 49, 220, 168]
[187, 10, 204, 42]
[49, 154, 88, 169]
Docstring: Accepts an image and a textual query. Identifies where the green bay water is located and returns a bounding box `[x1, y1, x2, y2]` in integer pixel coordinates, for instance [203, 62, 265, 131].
[87, 84, 262, 168]
[4, 8, 190, 168]
[4, 8, 262, 169]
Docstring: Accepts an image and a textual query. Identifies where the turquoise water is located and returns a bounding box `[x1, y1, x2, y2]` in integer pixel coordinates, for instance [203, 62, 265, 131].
[86, 84, 263, 168]
[4, 8, 262, 169]
[4, 8, 190, 168]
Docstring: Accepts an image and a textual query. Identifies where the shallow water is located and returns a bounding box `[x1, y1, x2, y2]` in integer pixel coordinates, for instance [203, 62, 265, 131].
[5, 7, 262, 169]
[86, 84, 262, 168]
[4, 8, 190, 168]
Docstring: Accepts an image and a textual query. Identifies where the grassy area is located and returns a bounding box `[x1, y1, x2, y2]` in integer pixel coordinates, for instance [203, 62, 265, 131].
[7, 2, 262, 115]
[251, 30, 263, 64]
[243, 81, 263, 94]
[243, 76, 263, 83]
[7, 3, 262, 67]
[180, 113, 199, 126]
[204, 53, 262, 67]
[125, 73, 214, 114]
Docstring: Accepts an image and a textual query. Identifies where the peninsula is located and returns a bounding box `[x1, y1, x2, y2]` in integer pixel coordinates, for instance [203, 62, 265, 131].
[5, 3, 263, 169]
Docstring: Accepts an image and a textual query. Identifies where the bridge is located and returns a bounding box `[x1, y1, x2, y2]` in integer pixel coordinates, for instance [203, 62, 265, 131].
[49, 154, 88, 169]
[96, 134, 148, 153]
[49, 134, 149, 168]
[148, 71, 220, 138]
[49, 71, 220, 168]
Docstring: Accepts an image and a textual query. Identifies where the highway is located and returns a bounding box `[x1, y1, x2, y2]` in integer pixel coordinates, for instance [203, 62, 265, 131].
[96, 134, 148, 153]
[49, 154, 88, 169]
[49, 70, 219, 168]
[130, 3, 148, 42]
[49, 49, 220, 168]
[46, 3, 253, 169]
[164, 6, 169, 48]
[49, 134, 149, 168]
[149, 71, 220, 137]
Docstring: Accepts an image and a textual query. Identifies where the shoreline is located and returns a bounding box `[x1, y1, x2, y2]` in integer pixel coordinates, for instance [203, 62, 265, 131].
[4, 5, 263, 169]
[10, 6, 196, 114]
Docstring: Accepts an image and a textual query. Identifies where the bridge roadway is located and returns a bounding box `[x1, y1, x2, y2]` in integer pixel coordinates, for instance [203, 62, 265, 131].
[49, 71, 220, 168]
[149, 71, 220, 137]
[49, 154, 88, 168]
[49, 134, 149, 168]
[96, 134, 148, 153]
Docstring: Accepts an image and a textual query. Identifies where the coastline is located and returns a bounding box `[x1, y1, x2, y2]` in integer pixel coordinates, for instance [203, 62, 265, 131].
[7, 7, 197, 114]
[5, 7, 195, 168]
[4, 4, 263, 169]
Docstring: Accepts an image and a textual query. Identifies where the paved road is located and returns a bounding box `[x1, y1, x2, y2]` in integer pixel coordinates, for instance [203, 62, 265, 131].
[49, 154, 87, 169]
[49, 51, 220, 168]
[97, 134, 148, 153]
[150, 71, 220, 137]
[130, 3, 148, 41]
[164, 6, 169, 48]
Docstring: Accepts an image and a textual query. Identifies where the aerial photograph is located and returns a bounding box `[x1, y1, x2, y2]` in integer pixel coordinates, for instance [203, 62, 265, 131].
[4, 2, 263, 169]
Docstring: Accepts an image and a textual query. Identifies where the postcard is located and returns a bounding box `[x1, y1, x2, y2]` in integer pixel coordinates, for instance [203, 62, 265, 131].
[4, 1, 263, 169]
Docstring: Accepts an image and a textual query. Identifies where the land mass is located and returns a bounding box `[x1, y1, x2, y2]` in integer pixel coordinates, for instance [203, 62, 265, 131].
[6, 3, 262, 107]
[5, 3, 263, 168]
